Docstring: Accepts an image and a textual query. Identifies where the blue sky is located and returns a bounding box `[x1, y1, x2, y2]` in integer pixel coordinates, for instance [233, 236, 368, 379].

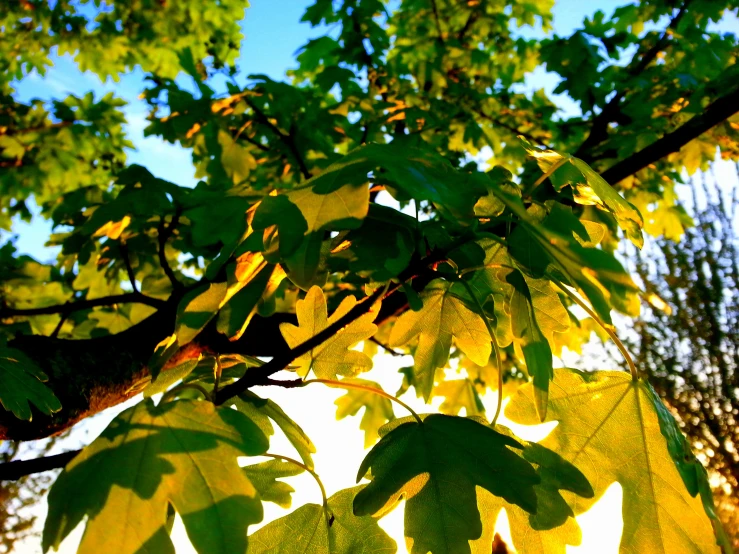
[6, 0, 739, 259]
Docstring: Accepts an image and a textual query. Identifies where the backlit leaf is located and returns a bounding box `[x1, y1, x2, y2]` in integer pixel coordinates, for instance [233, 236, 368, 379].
[354, 414, 539, 554]
[43, 399, 269, 554]
[389, 279, 491, 401]
[506, 368, 724, 553]
[334, 378, 395, 448]
[243, 459, 304, 509]
[248, 486, 397, 554]
[279, 286, 379, 380]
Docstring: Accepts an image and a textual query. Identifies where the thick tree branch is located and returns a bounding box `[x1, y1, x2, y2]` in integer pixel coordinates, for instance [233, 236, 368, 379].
[214, 286, 389, 404]
[0, 293, 166, 318]
[601, 85, 739, 185]
[575, 1, 692, 159]
[0, 235, 442, 441]
[0, 450, 80, 481]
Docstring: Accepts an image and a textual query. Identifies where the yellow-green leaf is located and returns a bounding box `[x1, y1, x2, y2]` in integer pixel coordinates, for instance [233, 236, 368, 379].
[389, 279, 491, 401]
[279, 286, 379, 380]
[334, 378, 395, 448]
[506, 368, 724, 553]
[43, 399, 269, 554]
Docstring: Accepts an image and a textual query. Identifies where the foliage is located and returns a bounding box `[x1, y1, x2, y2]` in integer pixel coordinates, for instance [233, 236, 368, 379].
[0, 0, 738, 553]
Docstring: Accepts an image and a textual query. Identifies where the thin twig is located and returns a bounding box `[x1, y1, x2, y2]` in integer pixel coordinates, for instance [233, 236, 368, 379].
[158, 210, 183, 291]
[473, 108, 549, 148]
[49, 313, 68, 339]
[0, 450, 80, 481]
[120, 243, 138, 294]
[262, 453, 328, 508]
[214, 245, 456, 405]
[369, 336, 404, 356]
[430, 0, 445, 43]
[243, 97, 311, 180]
[305, 378, 423, 424]
[576, 0, 692, 158]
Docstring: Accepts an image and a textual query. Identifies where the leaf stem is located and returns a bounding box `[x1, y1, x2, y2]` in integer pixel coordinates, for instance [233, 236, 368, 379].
[261, 453, 329, 514]
[458, 279, 504, 426]
[555, 282, 639, 380]
[304, 378, 422, 424]
[526, 155, 568, 196]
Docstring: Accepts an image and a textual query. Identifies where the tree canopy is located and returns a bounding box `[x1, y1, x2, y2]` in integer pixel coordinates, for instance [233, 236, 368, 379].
[0, 0, 738, 552]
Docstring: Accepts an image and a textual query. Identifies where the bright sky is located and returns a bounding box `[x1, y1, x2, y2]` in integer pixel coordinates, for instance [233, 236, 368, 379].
[7, 1, 739, 553]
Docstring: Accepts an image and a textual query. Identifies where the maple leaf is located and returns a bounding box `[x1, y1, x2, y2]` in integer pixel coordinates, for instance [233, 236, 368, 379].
[434, 378, 485, 417]
[0, 346, 62, 421]
[43, 399, 269, 554]
[334, 378, 395, 447]
[248, 486, 396, 554]
[506, 368, 726, 553]
[389, 279, 491, 401]
[243, 459, 304, 509]
[279, 286, 379, 379]
[354, 414, 539, 554]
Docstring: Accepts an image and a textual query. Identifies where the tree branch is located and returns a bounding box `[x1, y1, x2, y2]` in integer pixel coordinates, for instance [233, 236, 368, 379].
[473, 108, 550, 148]
[158, 210, 183, 292]
[214, 249, 450, 405]
[575, 0, 692, 159]
[0, 293, 166, 318]
[601, 84, 739, 185]
[430, 0, 445, 43]
[457, 8, 480, 42]
[369, 336, 404, 356]
[0, 450, 80, 481]
[120, 243, 138, 294]
[243, 98, 311, 180]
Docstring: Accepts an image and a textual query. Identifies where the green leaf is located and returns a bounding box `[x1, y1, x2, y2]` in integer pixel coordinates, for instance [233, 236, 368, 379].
[217, 264, 285, 341]
[235, 392, 317, 470]
[287, 180, 369, 234]
[472, 438, 594, 554]
[283, 233, 329, 291]
[252, 195, 308, 258]
[508, 270, 553, 421]
[389, 279, 491, 401]
[354, 414, 540, 554]
[0, 346, 62, 421]
[508, 204, 640, 324]
[243, 459, 304, 509]
[506, 368, 724, 553]
[175, 282, 228, 346]
[248, 486, 396, 554]
[520, 138, 644, 247]
[452, 237, 516, 348]
[144, 357, 201, 398]
[279, 286, 378, 380]
[334, 378, 395, 448]
[43, 399, 269, 554]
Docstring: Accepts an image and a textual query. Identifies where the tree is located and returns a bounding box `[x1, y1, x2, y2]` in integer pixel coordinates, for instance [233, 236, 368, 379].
[1, 0, 738, 552]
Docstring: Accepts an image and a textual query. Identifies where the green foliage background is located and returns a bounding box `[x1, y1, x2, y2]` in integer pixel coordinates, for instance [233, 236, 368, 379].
[0, 0, 738, 552]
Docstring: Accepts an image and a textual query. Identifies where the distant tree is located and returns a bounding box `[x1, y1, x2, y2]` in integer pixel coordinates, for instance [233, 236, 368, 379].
[1, 1, 738, 553]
